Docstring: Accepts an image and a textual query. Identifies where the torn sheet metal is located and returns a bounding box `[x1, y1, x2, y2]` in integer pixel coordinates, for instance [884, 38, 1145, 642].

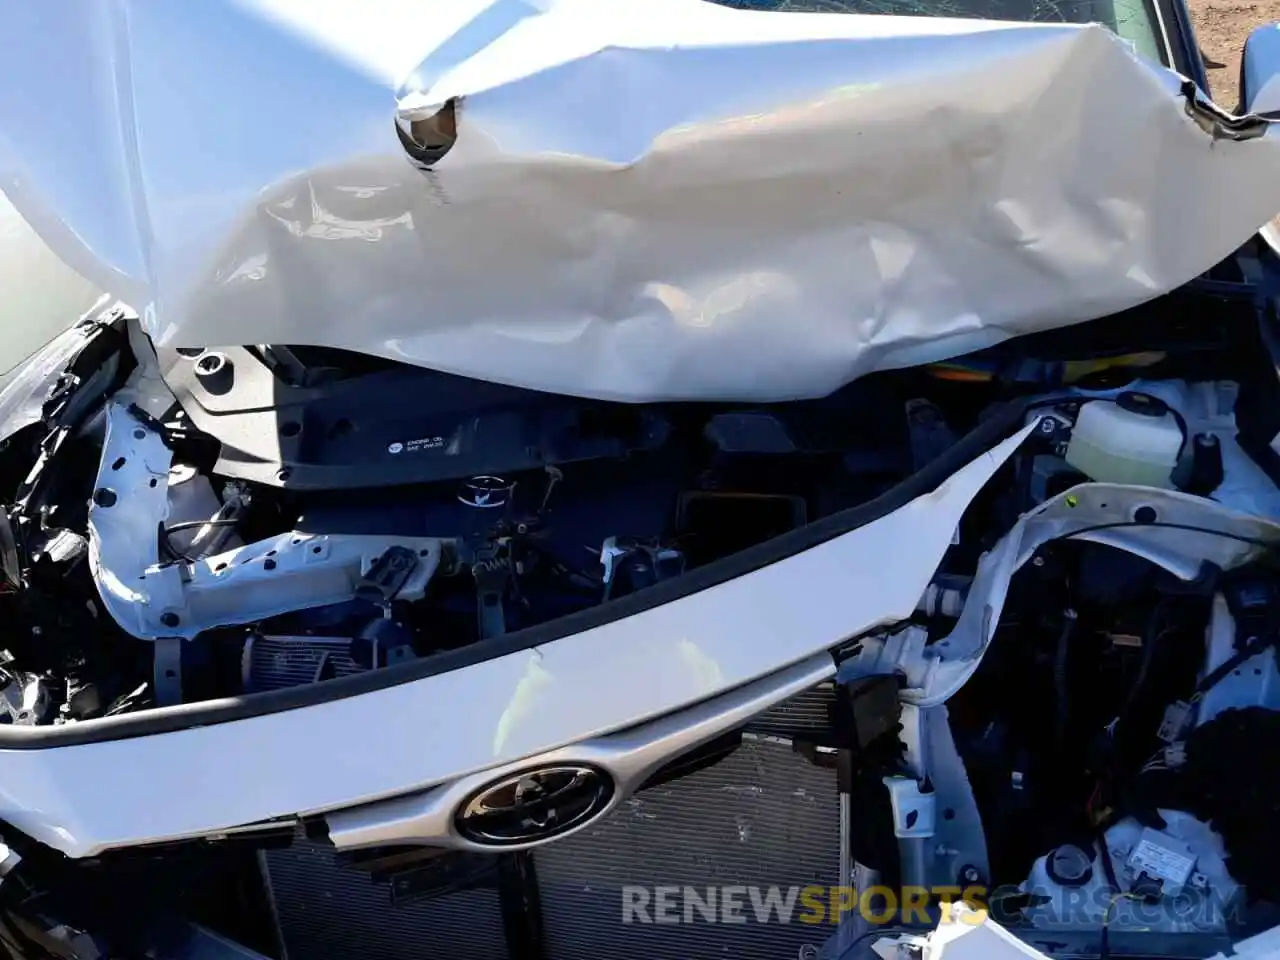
[3, 1, 1280, 402]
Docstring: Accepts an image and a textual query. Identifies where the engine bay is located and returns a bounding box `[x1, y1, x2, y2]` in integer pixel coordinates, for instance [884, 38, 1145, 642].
[940, 540, 1280, 955]
[5, 280, 1280, 958]
[2, 283, 1280, 722]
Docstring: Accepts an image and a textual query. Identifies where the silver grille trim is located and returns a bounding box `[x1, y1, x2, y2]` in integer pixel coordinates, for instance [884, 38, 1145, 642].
[265, 686, 843, 960]
[325, 653, 835, 853]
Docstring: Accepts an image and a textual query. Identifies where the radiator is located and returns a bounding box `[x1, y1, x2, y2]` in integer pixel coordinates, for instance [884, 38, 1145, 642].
[264, 840, 508, 960]
[263, 685, 839, 960]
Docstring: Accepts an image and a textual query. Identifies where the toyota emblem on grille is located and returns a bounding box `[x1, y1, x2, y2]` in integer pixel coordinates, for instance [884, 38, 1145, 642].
[455, 765, 614, 846]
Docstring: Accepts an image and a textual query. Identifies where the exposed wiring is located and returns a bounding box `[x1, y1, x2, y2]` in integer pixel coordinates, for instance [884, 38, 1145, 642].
[1111, 616, 1178, 751]
[1053, 609, 1077, 749]
[1139, 741, 1187, 775]
[1092, 616, 1175, 822]
[125, 403, 196, 448]
[1086, 779, 1109, 826]
[1043, 521, 1275, 708]
[1098, 833, 1124, 960]
[1101, 891, 1142, 960]
[1126, 621, 1174, 715]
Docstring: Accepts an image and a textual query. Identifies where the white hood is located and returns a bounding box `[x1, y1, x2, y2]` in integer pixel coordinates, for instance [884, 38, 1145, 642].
[2, 0, 1279, 402]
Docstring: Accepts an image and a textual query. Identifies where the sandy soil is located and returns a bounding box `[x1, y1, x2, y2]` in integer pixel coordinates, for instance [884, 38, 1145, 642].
[1191, 0, 1280, 106]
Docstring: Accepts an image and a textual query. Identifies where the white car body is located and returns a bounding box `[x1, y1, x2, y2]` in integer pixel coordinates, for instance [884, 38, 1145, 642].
[5, 4, 1280, 960]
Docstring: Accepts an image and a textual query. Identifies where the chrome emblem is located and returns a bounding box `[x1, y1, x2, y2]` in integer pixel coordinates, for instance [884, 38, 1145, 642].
[458, 475, 514, 509]
[455, 764, 614, 846]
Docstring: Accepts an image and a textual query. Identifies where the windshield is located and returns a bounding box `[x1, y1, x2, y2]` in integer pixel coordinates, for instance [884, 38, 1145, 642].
[711, 0, 1164, 65]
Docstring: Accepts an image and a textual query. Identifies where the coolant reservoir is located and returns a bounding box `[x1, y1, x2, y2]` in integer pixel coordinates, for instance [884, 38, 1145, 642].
[1064, 393, 1182, 487]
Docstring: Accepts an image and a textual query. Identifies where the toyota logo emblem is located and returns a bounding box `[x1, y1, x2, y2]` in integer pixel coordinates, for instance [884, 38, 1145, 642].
[458, 475, 514, 509]
[455, 764, 614, 846]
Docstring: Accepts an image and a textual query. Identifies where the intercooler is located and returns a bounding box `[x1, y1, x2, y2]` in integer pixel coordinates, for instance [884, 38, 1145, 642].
[262, 685, 841, 960]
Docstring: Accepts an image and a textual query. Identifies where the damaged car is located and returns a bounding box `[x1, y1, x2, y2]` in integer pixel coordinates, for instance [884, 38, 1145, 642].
[6, 0, 1280, 958]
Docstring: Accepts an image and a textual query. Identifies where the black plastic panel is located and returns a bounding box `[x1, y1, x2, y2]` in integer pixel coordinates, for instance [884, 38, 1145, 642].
[158, 346, 670, 490]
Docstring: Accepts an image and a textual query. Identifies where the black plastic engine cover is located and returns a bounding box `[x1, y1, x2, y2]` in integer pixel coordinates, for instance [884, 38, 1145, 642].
[158, 346, 671, 490]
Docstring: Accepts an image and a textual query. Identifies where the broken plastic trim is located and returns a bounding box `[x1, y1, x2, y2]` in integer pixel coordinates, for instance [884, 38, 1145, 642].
[0, 391, 1043, 749]
[1181, 79, 1280, 140]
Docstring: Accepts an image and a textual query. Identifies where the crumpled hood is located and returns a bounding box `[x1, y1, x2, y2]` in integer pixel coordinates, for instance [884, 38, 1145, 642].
[2, 0, 1280, 402]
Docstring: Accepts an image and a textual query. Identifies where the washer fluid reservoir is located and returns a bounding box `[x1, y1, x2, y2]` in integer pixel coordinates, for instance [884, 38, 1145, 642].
[1064, 392, 1182, 487]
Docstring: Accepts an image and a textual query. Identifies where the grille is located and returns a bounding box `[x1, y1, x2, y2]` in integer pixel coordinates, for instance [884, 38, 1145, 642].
[537, 737, 838, 960]
[264, 685, 839, 960]
[243, 636, 364, 692]
[747, 681, 835, 738]
[264, 841, 507, 960]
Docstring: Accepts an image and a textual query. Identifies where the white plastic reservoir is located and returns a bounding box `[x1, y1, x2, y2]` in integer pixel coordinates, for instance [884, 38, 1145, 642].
[1065, 393, 1183, 487]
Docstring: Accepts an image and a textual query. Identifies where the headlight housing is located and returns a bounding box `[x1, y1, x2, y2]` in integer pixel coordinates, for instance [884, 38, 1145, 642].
[0, 296, 116, 443]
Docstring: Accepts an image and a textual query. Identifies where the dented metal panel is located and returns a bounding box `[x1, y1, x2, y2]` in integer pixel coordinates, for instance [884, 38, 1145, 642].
[3, 1, 1280, 400]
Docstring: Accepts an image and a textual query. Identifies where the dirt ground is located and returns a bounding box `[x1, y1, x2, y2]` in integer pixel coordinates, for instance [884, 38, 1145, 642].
[1190, 0, 1280, 106]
